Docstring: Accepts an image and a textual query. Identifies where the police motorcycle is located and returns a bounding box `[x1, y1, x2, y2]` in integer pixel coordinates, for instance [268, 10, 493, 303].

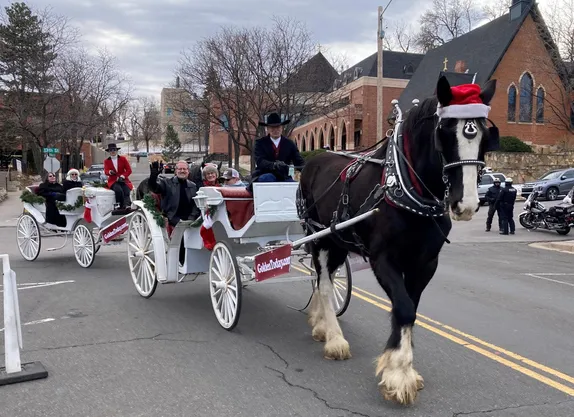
[518, 189, 574, 235]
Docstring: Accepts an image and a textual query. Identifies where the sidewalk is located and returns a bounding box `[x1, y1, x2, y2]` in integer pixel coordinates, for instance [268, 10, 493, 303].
[530, 240, 574, 254]
[0, 190, 23, 228]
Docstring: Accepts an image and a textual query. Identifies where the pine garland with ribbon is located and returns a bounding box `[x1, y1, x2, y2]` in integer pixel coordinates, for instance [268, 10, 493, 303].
[142, 193, 166, 228]
[56, 196, 84, 212]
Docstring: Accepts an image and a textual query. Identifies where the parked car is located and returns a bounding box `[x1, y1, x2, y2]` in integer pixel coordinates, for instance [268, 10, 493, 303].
[81, 164, 107, 185]
[520, 168, 574, 200]
[478, 172, 507, 205]
[163, 162, 175, 174]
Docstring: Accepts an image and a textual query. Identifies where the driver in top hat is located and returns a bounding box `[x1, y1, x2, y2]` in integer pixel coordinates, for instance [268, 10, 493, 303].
[250, 112, 305, 188]
[103, 143, 133, 209]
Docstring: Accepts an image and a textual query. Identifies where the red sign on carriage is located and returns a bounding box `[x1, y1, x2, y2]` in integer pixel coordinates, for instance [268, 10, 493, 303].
[101, 217, 128, 243]
[254, 244, 292, 282]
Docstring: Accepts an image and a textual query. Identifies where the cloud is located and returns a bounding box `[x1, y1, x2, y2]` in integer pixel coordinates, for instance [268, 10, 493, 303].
[19, 0, 513, 98]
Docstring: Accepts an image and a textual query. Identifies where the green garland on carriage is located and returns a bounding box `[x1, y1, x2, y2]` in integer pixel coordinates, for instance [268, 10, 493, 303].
[20, 189, 84, 211]
[141, 192, 218, 229]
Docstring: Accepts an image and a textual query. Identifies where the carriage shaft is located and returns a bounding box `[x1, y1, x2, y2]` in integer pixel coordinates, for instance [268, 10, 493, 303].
[291, 208, 380, 249]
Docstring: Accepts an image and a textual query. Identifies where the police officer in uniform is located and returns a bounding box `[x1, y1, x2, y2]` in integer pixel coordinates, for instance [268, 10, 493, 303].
[485, 178, 503, 232]
[496, 177, 517, 235]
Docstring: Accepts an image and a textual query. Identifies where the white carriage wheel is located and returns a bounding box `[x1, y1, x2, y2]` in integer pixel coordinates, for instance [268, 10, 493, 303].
[127, 211, 158, 298]
[16, 213, 41, 261]
[311, 257, 353, 317]
[209, 241, 242, 330]
[73, 223, 96, 268]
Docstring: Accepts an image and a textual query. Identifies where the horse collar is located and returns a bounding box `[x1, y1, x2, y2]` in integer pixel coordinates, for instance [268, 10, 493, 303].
[383, 122, 446, 218]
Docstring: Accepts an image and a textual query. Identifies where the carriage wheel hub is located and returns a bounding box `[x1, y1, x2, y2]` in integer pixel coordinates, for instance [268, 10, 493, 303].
[133, 250, 145, 258]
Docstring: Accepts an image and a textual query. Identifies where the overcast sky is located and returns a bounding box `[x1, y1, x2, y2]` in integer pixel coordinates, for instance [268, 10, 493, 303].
[21, 0, 552, 99]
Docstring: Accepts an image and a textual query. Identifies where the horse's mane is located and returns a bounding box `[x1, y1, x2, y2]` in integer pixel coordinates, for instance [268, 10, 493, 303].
[401, 96, 439, 141]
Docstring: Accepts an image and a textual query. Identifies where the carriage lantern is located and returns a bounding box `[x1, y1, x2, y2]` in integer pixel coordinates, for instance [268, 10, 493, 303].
[194, 190, 208, 213]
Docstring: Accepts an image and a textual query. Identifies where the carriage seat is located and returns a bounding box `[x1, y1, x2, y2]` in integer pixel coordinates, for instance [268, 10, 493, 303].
[217, 187, 254, 230]
[27, 184, 41, 195]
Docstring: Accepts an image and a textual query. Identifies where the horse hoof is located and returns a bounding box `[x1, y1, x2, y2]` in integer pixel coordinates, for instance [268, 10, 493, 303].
[416, 373, 424, 391]
[312, 329, 326, 342]
[323, 335, 351, 360]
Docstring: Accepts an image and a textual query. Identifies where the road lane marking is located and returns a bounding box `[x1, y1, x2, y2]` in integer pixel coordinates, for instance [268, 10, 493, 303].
[351, 290, 574, 396]
[0, 318, 55, 332]
[290, 264, 574, 395]
[524, 273, 574, 288]
[0, 280, 75, 293]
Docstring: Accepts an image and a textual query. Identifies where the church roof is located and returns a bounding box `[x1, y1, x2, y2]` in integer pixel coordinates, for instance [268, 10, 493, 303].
[337, 50, 424, 86]
[397, 3, 535, 109]
[285, 51, 340, 93]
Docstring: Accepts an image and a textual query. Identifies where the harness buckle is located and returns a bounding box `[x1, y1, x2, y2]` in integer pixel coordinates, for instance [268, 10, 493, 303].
[342, 194, 349, 205]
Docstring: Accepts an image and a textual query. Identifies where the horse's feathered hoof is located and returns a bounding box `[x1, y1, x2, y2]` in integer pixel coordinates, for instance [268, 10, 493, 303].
[324, 335, 351, 360]
[375, 351, 420, 405]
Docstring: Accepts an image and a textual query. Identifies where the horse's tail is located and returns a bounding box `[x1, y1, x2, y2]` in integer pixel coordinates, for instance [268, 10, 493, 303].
[136, 178, 149, 200]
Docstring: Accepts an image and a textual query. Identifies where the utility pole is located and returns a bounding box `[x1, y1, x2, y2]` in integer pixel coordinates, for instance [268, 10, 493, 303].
[377, 6, 384, 142]
[377, 2, 393, 142]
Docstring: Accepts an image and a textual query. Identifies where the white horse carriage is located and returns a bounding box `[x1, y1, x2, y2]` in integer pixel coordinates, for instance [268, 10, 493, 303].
[17, 184, 134, 268]
[127, 182, 378, 330]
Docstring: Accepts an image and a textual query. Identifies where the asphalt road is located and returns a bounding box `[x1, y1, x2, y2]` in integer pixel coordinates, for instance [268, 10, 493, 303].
[1, 158, 574, 416]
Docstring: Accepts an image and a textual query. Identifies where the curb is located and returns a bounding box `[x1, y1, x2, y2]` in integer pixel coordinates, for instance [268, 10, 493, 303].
[529, 240, 574, 254]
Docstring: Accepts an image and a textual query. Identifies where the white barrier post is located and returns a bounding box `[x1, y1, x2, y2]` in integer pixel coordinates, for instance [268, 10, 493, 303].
[1, 254, 48, 386]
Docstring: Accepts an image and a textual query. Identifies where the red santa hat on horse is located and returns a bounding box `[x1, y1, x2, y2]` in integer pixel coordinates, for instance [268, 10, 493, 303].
[436, 83, 491, 120]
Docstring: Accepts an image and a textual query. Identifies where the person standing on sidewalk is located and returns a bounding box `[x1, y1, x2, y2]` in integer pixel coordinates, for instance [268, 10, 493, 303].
[485, 178, 503, 232]
[497, 178, 517, 235]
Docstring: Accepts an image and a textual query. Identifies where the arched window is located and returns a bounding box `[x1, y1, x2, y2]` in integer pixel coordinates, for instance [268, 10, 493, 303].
[508, 85, 517, 122]
[536, 87, 545, 123]
[519, 73, 533, 122]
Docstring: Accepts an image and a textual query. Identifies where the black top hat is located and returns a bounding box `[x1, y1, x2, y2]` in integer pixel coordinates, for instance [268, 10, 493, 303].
[105, 143, 121, 152]
[259, 112, 289, 127]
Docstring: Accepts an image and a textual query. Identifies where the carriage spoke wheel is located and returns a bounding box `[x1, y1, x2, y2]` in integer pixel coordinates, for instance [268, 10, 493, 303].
[209, 241, 242, 330]
[73, 224, 96, 268]
[311, 257, 353, 317]
[127, 211, 158, 298]
[16, 214, 41, 261]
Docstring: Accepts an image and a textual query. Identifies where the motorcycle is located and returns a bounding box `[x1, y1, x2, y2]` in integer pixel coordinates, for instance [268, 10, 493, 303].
[519, 190, 574, 235]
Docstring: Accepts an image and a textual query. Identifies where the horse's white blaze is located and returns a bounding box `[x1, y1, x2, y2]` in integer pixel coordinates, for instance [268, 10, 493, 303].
[313, 250, 351, 359]
[453, 119, 482, 221]
[376, 326, 421, 404]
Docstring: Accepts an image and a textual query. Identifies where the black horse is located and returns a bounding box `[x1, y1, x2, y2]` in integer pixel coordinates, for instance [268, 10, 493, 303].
[298, 76, 498, 405]
[135, 161, 223, 200]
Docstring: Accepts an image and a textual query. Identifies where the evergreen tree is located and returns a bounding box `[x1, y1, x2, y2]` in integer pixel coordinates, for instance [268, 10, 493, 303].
[0, 2, 57, 93]
[162, 125, 182, 162]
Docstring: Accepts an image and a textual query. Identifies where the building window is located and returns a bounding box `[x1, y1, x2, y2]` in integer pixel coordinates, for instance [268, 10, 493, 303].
[519, 72, 533, 122]
[219, 114, 229, 131]
[183, 110, 197, 120]
[166, 108, 173, 117]
[508, 85, 516, 122]
[536, 87, 545, 123]
[181, 124, 200, 133]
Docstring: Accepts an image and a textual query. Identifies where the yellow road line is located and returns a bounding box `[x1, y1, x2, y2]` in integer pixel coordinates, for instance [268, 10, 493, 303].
[289, 264, 574, 396]
[351, 286, 574, 387]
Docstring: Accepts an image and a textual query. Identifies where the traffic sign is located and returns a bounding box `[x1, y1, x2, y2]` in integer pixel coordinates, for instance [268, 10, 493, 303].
[42, 148, 59, 154]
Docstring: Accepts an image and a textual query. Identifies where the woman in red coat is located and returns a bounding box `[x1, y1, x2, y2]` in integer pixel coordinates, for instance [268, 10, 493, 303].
[103, 143, 133, 209]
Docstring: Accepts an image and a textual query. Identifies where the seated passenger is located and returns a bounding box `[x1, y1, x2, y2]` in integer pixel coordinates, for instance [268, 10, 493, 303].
[37, 172, 67, 227]
[63, 169, 83, 191]
[148, 160, 201, 228]
[221, 168, 247, 187]
[202, 164, 219, 187]
[149, 160, 202, 264]
[249, 112, 305, 191]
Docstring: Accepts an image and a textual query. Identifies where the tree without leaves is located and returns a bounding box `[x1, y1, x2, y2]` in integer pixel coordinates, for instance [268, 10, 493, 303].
[177, 16, 340, 170]
[383, 20, 420, 53]
[54, 47, 132, 169]
[415, 0, 484, 52]
[162, 124, 182, 163]
[482, 0, 512, 21]
[129, 96, 161, 154]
